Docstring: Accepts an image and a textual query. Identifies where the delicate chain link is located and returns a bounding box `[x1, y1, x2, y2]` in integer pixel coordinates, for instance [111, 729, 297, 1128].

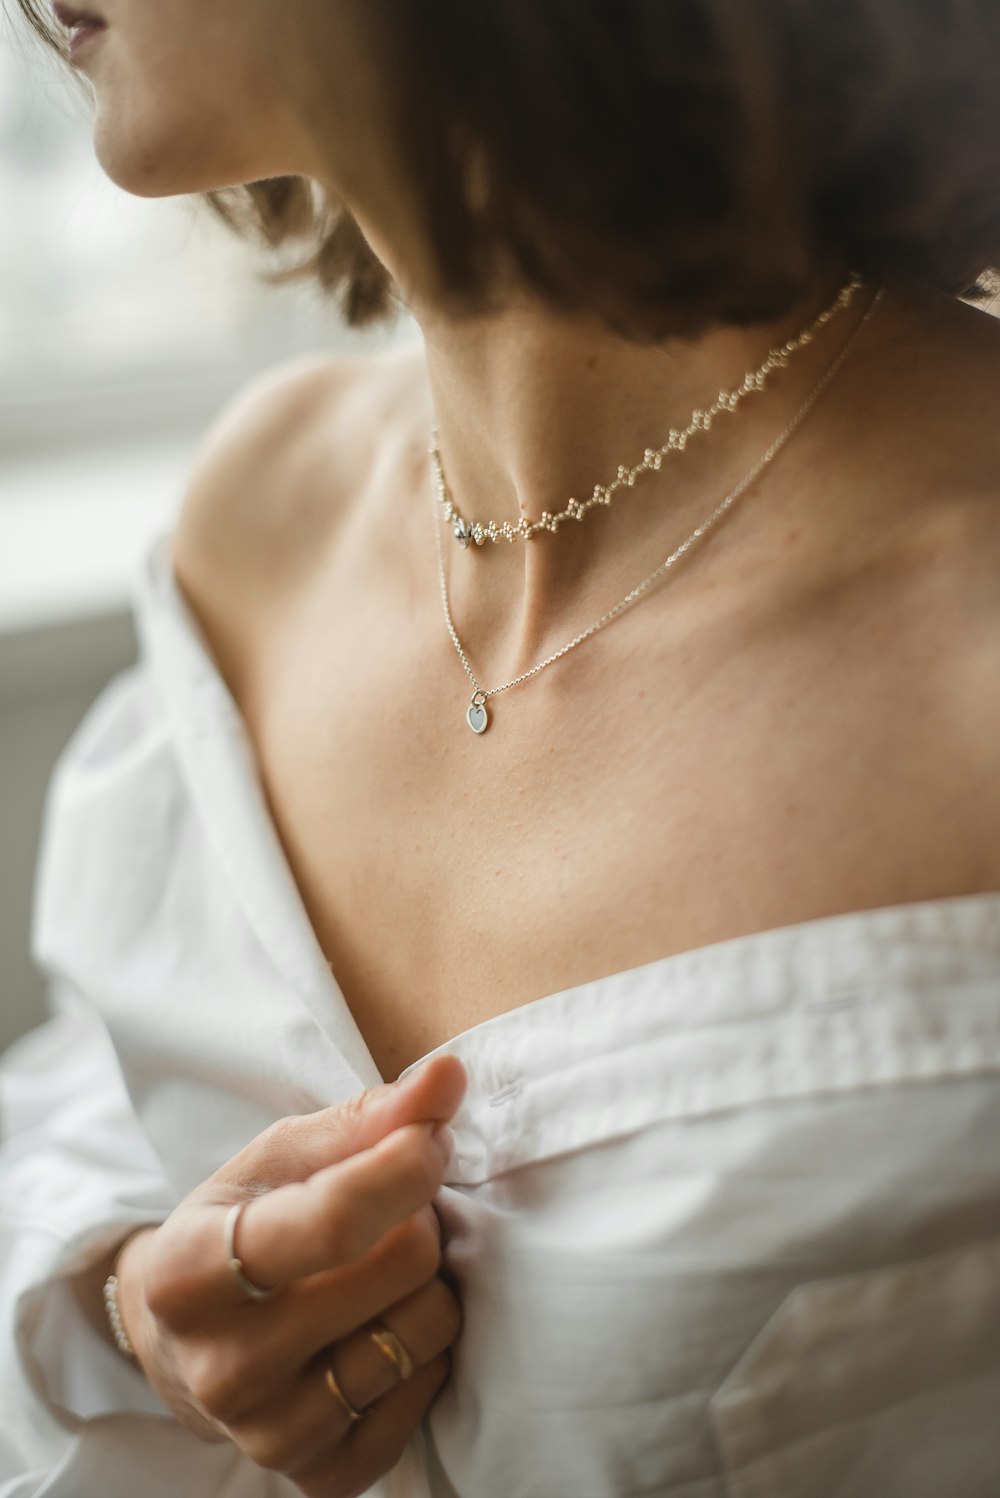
[431, 274, 864, 547]
[432, 280, 884, 710]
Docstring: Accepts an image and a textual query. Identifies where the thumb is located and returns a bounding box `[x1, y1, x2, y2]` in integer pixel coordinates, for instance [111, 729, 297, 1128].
[345, 1052, 469, 1156]
[220, 1053, 468, 1190]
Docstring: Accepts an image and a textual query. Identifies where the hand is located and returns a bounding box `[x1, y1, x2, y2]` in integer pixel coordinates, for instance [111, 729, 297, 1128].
[115, 1055, 467, 1498]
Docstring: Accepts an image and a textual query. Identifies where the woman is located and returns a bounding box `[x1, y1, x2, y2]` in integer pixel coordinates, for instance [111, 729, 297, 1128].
[3, 2, 1000, 1494]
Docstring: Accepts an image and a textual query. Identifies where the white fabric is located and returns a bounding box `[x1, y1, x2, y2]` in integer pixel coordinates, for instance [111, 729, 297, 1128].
[2, 522, 1000, 1497]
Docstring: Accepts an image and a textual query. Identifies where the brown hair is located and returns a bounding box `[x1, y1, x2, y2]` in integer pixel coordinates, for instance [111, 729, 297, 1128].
[15, 0, 1000, 340]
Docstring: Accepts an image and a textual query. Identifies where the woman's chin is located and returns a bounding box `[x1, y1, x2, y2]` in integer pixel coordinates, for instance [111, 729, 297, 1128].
[91, 125, 239, 199]
[91, 150, 172, 198]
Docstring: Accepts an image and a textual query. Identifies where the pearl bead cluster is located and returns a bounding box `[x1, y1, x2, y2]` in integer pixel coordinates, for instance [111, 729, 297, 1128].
[103, 1272, 138, 1360]
[431, 274, 863, 548]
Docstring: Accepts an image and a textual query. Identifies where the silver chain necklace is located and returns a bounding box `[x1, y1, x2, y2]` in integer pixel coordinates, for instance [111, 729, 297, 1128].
[433, 280, 884, 735]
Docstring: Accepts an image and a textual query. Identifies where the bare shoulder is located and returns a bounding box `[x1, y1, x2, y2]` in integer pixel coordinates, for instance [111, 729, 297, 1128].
[169, 340, 428, 694]
[172, 349, 379, 589]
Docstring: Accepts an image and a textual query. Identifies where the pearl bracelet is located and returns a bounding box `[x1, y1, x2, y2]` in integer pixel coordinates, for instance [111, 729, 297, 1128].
[102, 1271, 137, 1360]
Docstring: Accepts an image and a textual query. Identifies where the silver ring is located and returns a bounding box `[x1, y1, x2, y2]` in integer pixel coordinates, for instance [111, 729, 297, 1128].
[224, 1202, 277, 1302]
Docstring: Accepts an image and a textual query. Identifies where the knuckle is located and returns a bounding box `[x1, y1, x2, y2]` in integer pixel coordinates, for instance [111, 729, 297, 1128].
[188, 1373, 230, 1422]
[393, 1211, 441, 1279]
[396, 1144, 442, 1210]
[416, 1201, 443, 1244]
[315, 1202, 368, 1266]
[249, 1109, 334, 1182]
[258, 1114, 304, 1161]
[186, 1354, 244, 1424]
[141, 1265, 177, 1323]
[391, 1276, 462, 1361]
[389, 1124, 443, 1196]
[340, 1088, 370, 1129]
[417, 1149, 445, 1199]
[234, 1425, 296, 1474]
[429, 1277, 464, 1343]
[421, 1350, 452, 1397]
[305, 1094, 366, 1170]
[413, 1221, 443, 1281]
[259, 1115, 293, 1150]
[259, 1115, 286, 1143]
[142, 1245, 195, 1325]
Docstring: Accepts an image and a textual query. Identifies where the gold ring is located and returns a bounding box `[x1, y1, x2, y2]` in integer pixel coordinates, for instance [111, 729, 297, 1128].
[325, 1365, 372, 1424]
[368, 1322, 415, 1381]
[224, 1203, 277, 1302]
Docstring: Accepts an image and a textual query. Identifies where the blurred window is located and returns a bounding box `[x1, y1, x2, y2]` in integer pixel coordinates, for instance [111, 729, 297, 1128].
[0, 13, 411, 459]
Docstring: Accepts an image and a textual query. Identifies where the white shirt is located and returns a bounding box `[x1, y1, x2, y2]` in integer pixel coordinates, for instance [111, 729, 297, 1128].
[2, 523, 1000, 1498]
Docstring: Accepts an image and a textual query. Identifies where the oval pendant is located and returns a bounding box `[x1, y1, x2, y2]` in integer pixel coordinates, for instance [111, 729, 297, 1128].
[467, 701, 489, 734]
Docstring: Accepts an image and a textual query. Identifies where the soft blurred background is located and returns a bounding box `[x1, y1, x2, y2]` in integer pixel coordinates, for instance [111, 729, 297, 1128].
[0, 11, 416, 1054]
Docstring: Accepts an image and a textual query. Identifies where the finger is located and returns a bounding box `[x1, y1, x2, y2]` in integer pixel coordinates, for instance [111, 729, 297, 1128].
[214, 1053, 467, 1192]
[292, 1354, 451, 1497]
[193, 1207, 444, 1409]
[329, 1273, 462, 1406]
[285, 1214, 456, 1377]
[146, 1154, 442, 1335]
[145, 1096, 458, 1330]
[226, 1119, 450, 1291]
[223, 1278, 461, 1475]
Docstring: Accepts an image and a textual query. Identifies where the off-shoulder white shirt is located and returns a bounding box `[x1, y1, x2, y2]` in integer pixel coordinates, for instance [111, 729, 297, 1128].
[2, 525, 1000, 1497]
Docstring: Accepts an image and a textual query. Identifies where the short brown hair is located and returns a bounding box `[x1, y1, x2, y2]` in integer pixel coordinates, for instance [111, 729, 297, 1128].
[15, 0, 1000, 339]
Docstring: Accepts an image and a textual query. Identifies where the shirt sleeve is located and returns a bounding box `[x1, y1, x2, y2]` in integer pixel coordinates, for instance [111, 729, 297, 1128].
[0, 654, 208, 1494]
[0, 971, 178, 1486]
[0, 981, 438, 1498]
[0, 984, 265, 1498]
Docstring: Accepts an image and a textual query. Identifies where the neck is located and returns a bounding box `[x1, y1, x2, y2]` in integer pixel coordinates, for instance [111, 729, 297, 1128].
[409, 270, 878, 684]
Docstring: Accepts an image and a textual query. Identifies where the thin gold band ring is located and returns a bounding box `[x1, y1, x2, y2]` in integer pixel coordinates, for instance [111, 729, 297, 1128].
[368, 1322, 416, 1381]
[324, 1365, 373, 1424]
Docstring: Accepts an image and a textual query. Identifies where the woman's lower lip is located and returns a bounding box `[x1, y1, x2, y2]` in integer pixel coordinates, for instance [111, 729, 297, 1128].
[69, 21, 107, 63]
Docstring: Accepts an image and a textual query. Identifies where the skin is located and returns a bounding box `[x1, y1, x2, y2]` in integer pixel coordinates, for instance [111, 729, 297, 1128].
[75, 1054, 468, 1496]
[56, 1, 1000, 1491]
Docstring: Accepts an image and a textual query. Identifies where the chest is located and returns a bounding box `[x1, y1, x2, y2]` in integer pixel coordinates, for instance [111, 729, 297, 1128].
[233, 552, 994, 1082]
